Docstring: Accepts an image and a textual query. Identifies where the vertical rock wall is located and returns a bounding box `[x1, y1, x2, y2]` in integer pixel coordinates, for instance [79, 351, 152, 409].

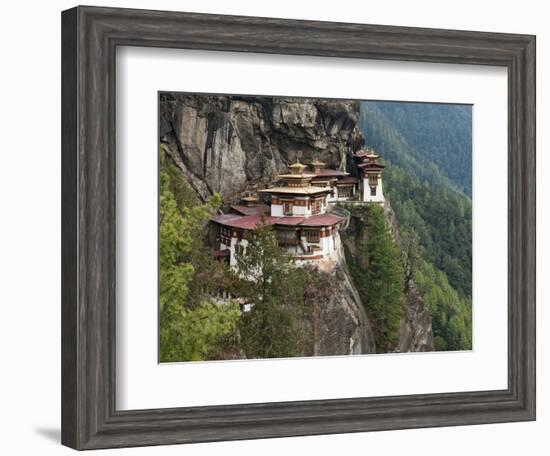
[160, 94, 364, 202]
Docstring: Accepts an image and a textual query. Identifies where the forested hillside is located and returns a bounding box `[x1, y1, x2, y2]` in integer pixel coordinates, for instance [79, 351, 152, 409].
[366, 101, 472, 195]
[359, 102, 472, 351]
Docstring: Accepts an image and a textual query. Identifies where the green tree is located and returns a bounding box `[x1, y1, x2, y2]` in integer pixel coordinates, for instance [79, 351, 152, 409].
[160, 301, 240, 362]
[159, 148, 240, 362]
[364, 205, 405, 351]
[346, 205, 404, 352]
[358, 102, 472, 298]
[413, 255, 472, 351]
[358, 102, 473, 352]
[233, 224, 304, 359]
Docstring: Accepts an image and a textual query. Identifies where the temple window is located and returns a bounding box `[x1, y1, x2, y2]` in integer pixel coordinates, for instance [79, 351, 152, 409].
[312, 199, 323, 214]
[339, 186, 352, 198]
[220, 227, 232, 246]
[304, 229, 320, 243]
[277, 230, 298, 246]
[283, 201, 293, 215]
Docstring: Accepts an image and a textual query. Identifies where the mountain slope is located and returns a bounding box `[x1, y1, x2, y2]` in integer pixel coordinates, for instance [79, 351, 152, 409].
[364, 101, 472, 195]
[358, 101, 472, 351]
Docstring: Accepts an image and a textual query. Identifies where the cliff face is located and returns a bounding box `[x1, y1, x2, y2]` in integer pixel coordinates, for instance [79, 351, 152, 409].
[398, 277, 434, 352]
[338, 204, 434, 353]
[307, 247, 376, 357]
[160, 94, 364, 202]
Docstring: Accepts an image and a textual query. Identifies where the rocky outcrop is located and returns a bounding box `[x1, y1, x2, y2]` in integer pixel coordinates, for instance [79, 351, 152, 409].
[397, 277, 433, 352]
[160, 94, 364, 202]
[307, 245, 375, 357]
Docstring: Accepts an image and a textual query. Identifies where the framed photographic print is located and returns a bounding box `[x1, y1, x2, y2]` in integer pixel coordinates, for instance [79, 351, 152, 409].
[61, 5, 536, 450]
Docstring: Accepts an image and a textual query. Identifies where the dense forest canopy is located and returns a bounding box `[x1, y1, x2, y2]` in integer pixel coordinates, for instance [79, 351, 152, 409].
[359, 101, 472, 351]
[364, 101, 472, 195]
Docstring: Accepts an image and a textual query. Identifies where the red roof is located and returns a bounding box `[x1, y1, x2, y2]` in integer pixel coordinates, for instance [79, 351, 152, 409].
[211, 213, 344, 230]
[229, 204, 270, 216]
[298, 214, 345, 227]
[210, 214, 243, 225]
[273, 217, 306, 226]
[211, 214, 273, 230]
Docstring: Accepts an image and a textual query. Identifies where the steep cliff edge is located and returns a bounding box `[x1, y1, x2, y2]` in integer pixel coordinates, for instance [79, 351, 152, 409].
[337, 203, 434, 353]
[307, 243, 376, 356]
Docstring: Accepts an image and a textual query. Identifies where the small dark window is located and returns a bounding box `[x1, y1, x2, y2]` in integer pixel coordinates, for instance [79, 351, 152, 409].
[312, 199, 322, 215]
[339, 186, 352, 198]
[283, 202, 293, 215]
[370, 186, 376, 196]
[305, 230, 320, 243]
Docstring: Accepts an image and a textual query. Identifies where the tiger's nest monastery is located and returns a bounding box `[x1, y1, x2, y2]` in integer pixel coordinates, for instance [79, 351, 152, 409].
[211, 148, 385, 268]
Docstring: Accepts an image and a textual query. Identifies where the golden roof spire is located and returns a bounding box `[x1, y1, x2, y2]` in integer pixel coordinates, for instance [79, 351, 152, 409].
[365, 147, 380, 162]
[288, 160, 307, 175]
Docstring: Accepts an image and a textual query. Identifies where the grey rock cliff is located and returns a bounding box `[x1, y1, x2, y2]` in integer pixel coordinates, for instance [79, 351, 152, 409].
[160, 94, 364, 202]
[306, 253, 376, 357]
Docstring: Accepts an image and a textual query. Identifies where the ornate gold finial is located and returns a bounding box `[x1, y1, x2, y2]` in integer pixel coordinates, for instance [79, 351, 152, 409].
[288, 160, 307, 175]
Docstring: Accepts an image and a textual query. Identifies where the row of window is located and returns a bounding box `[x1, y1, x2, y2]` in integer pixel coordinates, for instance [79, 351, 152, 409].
[337, 186, 353, 198]
[277, 229, 322, 244]
[282, 199, 325, 215]
[304, 229, 320, 243]
[220, 227, 232, 246]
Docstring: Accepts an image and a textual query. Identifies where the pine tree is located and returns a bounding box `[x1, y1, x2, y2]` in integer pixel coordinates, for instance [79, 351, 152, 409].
[233, 224, 302, 359]
[364, 205, 404, 351]
[159, 148, 239, 362]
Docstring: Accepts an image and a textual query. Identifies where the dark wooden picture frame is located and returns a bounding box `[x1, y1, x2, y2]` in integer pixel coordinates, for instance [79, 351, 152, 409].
[61, 5, 536, 450]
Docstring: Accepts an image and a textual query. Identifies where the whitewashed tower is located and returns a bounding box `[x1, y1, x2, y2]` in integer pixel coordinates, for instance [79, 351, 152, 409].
[357, 150, 385, 203]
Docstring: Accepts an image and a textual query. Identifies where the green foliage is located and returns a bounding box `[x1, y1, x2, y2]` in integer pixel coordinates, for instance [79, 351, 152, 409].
[358, 103, 460, 193]
[413, 253, 472, 351]
[347, 205, 404, 351]
[160, 301, 240, 362]
[384, 166, 472, 297]
[159, 147, 239, 362]
[359, 102, 472, 298]
[367, 101, 472, 195]
[233, 225, 309, 359]
[358, 102, 473, 351]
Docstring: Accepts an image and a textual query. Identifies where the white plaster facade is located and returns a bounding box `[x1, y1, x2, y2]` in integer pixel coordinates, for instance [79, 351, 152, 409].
[224, 225, 339, 272]
[362, 176, 385, 203]
[270, 197, 327, 217]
